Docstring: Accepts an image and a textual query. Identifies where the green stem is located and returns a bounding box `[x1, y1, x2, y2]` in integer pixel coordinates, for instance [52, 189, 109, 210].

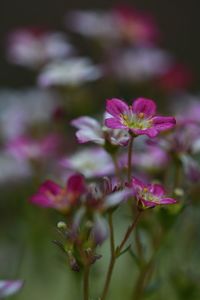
[132, 257, 154, 300]
[83, 265, 90, 300]
[112, 153, 121, 181]
[100, 211, 142, 300]
[117, 210, 142, 255]
[127, 135, 134, 183]
[100, 213, 116, 300]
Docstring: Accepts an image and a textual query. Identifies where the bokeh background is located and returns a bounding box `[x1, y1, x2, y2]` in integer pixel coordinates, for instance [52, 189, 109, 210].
[1, 0, 200, 88]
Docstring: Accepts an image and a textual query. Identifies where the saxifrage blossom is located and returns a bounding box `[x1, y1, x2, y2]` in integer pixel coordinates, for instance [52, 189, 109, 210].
[71, 116, 129, 146]
[30, 174, 85, 212]
[60, 148, 115, 178]
[105, 97, 176, 138]
[131, 177, 176, 208]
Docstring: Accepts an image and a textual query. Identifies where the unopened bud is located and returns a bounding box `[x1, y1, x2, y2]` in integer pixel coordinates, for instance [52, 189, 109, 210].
[57, 221, 67, 229]
[174, 188, 184, 197]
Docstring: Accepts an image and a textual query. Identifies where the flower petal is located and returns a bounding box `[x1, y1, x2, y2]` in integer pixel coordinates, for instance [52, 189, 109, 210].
[132, 128, 158, 138]
[71, 116, 104, 144]
[131, 177, 146, 190]
[140, 199, 158, 208]
[150, 184, 165, 196]
[159, 198, 177, 205]
[106, 98, 129, 118]
[91, 214, 108, 245]
[132, 98, 156, 117]
[105, 189, 130, 208]
[39, 180, 62, 196]
[67, 173, 85, 194]
[0, 280, 23, 298]
[105, 118, 128, 129]
[30, 193, 53, 207]
[152, 116, 176, 132]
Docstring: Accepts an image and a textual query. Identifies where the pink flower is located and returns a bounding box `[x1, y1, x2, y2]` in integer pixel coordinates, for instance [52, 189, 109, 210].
[0, 280, 23, 298]
[30, 174, 85, 212]
[157, 63, 193, 92]
[7, 28, 73, 69]
[6, 134, 61, 161]
[130, 177, 176, 208]
[113, 5, 159, 45]
[105, 98, 176, 138]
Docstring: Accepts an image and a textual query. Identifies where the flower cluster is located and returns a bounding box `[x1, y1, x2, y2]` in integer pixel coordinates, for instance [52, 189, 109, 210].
[3, 4, 200, 300]
[30, 97, 178, 276]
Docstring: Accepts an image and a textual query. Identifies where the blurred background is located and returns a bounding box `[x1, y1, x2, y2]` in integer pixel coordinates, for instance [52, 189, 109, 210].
[1, 0, 200, 88]
[1, 1, 200, 300]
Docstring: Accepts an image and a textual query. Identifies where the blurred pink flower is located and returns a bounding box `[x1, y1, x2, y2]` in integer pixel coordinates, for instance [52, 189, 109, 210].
[107, 47, 172, 83]
[30, 173, 85, 212]
[67, 6, 159, 45]
[157, 63, 193, 92]
[6, 134, 61, 161]
[105, 98, 176, 138]
[130, 177, 176, 208]
[7, 28, 73, 68]
[0, 280, 23, 298]
[113, 5, 159, 45]
[133, 145, 169, 172]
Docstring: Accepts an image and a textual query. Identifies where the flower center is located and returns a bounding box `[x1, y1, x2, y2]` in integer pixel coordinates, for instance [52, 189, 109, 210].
[120, 110, 152, 130]
[139, 188, 160, 203]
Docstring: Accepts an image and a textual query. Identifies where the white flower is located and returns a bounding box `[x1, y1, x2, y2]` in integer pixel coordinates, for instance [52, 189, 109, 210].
[60, 148, 114, 178]
[38, 57, 101, 87]
[0, 88, 58, 140]
[0, 152, 32, 184]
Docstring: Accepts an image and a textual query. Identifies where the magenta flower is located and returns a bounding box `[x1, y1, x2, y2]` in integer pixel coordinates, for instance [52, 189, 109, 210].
[105, 98, 176, 138]
[131, 177, 176, 208]
[30, 174, 85, 212]
[113, 5, 159, 45]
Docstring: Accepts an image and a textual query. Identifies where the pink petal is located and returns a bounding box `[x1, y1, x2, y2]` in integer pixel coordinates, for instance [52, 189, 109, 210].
[30, 194, 53, 207]
[132, 98, 156, 117]
[152, 116, 176, 132]
[140, 199, 159, 208]
[159, 198, 177, 205]
[39, 180, 62, 196]
[150, 184, 165, 196]
[131, 177, 146, 190]
[67, 173, 85, 194]
[0, 280, 24, 297]
[132, 128, 158, 138]
[105, 118, 128, 129]
[106, 98, 128, 118]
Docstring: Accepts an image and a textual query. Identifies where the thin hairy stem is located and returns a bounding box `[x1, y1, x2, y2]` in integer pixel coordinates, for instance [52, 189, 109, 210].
[83, 265, 90, 300]
[127, 135, 134, 183]
[100, 213, 116, 300]
[117, 210, 142, 254]
[112, 153, 121, 181]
